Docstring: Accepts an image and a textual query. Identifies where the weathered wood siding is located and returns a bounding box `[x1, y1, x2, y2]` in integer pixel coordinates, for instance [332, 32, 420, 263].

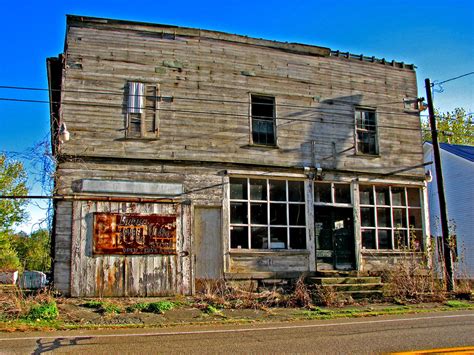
[69, 201, 191, 297]
[229, 251, 310, 274]
[53, 201, 73, 294]
[58, 16, 423, 178]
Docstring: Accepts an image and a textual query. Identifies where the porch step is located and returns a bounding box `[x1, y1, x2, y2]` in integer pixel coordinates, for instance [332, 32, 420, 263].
[307, 276, 384, 299]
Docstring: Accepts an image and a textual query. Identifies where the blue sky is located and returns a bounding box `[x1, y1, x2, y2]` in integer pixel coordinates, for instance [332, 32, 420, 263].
[0, 0, 473, 232]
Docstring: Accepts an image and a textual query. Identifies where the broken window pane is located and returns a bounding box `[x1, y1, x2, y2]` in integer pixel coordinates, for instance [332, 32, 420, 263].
[378, 230, 392, 249]
[251, 203, 267, 224]
[361, 229, 376, 249]
[251, 227, 268, 249]
[231, 226, 248, 249]
[288, 181, 305, 202]
[289, 204, 305, 225]
[270, 203, 287, 225]
[334, 184, 351, 204]
[407, 188, 421, 207]
[314, 183, 331, 203]
[230, 202, 247, 224]
[361, 207, 375, 227]
[290, 228, 306, 249]
[269, 180, 286, 201]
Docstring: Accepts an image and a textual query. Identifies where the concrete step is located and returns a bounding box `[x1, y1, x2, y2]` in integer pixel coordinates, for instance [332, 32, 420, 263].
[340, 290, 385, 299]
[325, 283, 384, 292]
[307, 276, 382, 285]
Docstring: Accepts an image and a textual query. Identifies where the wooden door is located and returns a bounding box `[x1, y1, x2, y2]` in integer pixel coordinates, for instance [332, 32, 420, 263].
[193, 207, 223, 287]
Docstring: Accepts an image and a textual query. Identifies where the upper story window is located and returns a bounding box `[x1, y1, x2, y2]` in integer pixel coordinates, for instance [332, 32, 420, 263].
[251, 95, 276, 146]
[126, 81, 160, 139]
[229, 177, 306, 250]
[355, 108, 378, 155]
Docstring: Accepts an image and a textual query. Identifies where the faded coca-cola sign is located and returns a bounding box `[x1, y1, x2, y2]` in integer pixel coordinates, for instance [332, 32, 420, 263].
[93, 213, 177, 255]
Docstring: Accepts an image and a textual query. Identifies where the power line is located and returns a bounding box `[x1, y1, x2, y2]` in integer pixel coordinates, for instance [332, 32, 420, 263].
[434, 72, 474, 86]
[0, 95, 427, 133]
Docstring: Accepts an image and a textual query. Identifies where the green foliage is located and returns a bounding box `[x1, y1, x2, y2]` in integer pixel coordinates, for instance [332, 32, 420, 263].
[81, 300, 121, 314]
[444, 300, 471, 308]
[26, 301, 59, 321]
[0, 155, 28, 271]
[422, 108, 474, 145]
[126, 301, 175, 314]
[12, 229, 51, 271]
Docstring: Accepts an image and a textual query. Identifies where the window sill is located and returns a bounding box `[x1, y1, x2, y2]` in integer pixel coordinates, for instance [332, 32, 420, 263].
[361, 249, 423, 255]
[116, 137, 159, 142]
[243, 144, 279, 150]
[354, 152, 381, 158]
[229, 249, 309, 256]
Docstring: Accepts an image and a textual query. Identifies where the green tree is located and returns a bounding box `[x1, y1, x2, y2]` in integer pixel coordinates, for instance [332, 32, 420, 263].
[12, 229, 51, 271]
[0, 154, 28, 270]
[422, 108, 474, 145]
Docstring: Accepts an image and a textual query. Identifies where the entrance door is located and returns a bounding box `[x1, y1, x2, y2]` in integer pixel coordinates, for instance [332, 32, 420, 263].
[315, 207, 355, 270]
[193, 207, 223, 290]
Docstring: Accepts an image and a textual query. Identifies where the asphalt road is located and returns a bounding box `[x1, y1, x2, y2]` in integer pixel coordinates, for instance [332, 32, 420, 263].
[0, 311, 473, 354]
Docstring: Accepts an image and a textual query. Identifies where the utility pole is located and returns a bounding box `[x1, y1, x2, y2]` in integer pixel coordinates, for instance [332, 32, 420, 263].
[425, 78, 454, 292]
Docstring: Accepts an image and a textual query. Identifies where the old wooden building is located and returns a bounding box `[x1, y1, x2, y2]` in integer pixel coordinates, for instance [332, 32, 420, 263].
[47, 15, 429, 297]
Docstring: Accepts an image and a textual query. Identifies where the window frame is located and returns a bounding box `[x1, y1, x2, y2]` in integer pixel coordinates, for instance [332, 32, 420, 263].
[125, 81, 160, 139]
[250, 94, 277, 147]
[354, 107, 379, 155]
[359, 185, 423, 251]
[229, 177, 307, 250]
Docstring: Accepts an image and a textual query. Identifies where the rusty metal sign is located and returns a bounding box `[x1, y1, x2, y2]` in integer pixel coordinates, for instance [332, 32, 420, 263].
[93, 213, 177, 255]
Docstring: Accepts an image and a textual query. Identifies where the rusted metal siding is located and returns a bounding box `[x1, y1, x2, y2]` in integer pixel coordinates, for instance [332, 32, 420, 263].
[70, 201, 191, 297]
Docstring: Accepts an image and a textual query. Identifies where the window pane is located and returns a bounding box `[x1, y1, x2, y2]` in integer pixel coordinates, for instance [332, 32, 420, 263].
[230, 178, 247, 200]
[250, 179, 267, 200]
[270, 203, 287, 225]
[314, 183, 331, 203]
[288, 181, 305, 202]
[407, 188, 421, 207]
[391, 187, 406, 206]
[231, 226, 248, 249]
[393, 208, 407, 228]
[361, 207, 375, 227]
[252, 95, 274, 118]
[270, 227, 287, 249]
[334, 184, 351, 204]
[394, 229, 408, 249]
[412, 230, 423, 251]
[290, 228, 306, 249]
[408, 208, 422, 229]
[289, 204, 306, 225]
[269, 180, 286, 201]
[378, 230, 392, 249]
[376, 187, 390, 205]
[362, 229, 376, 249]
[377, 207, 391, 227]
[230, 202, 247, 224]
[251, 227, 268, 249]
[252, 119, 275, 145]
[357, 131, 377, 155]
[251, 203, 267, 224]
[359, 185, 373, 205]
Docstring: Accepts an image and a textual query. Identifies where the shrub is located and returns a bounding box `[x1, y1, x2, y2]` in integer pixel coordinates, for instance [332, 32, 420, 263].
[26, 301, 58, 320]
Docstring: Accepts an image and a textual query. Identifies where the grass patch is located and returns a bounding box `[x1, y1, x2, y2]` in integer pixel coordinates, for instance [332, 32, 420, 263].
[25, 301, 59, 321]
[444, 300, 472, 309]
[126, 301, 175, 314]
[81, 300, 121, 314]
